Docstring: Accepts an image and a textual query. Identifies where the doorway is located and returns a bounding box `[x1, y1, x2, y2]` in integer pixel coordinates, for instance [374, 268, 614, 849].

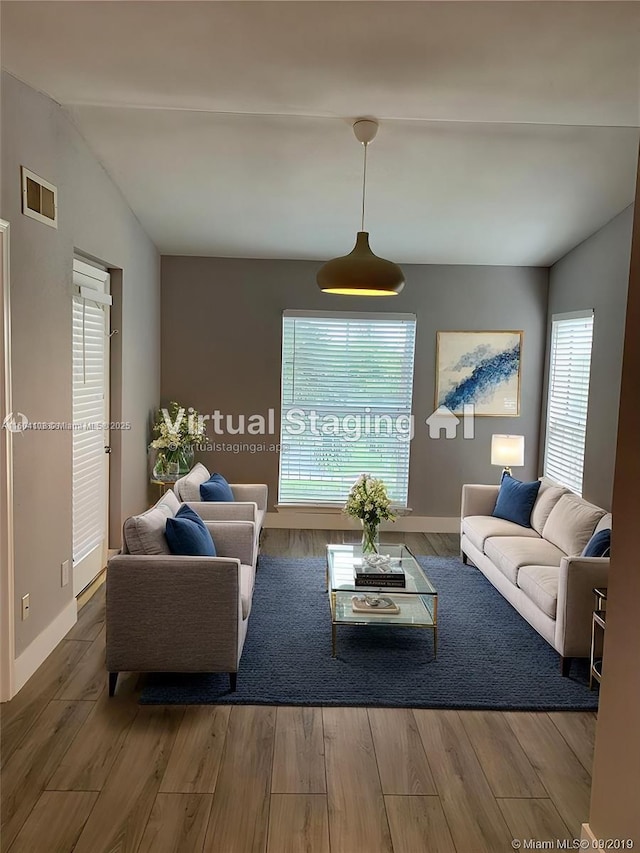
[72, 259, 111, 596]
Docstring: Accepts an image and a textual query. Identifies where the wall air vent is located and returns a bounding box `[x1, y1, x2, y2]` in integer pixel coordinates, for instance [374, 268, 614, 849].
[21, 166, 58, 228]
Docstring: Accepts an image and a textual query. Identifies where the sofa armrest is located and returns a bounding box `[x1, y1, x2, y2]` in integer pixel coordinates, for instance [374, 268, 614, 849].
[106, 554, 242, 673]
[555, 556, 610, 658]
[461, 484, 500, 519]
[230, 484, 268, 512]
[186, 500, 257, 523]
[204, 520, 255, 567]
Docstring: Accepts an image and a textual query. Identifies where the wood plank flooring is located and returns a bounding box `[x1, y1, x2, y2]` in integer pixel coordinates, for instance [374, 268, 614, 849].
[0, 530, 597, 853]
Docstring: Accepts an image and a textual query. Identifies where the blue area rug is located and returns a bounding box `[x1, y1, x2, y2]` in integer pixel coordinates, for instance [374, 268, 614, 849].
[139, 555, 598, 710]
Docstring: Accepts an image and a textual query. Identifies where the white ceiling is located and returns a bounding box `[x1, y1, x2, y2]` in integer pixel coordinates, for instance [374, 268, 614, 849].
[2, 1, 640, 265]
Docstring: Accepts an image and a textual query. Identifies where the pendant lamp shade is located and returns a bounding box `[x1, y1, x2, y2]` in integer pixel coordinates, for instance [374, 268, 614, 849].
[317, 120, 405, 296]
[317, 232, 404, 296]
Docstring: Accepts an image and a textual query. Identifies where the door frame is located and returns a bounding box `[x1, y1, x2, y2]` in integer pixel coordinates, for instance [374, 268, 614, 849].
[1, 220, 15, 702]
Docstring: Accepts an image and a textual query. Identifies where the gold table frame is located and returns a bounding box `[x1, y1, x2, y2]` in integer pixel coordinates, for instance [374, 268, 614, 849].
[326, 543, 438, 659]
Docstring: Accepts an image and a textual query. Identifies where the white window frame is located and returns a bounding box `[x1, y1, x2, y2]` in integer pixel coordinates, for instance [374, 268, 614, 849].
[278, 309, 417, 508]
[543, 309, 594, 496]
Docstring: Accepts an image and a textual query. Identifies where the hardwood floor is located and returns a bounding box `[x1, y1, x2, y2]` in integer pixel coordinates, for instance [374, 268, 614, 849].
[0, 530, 597, 853]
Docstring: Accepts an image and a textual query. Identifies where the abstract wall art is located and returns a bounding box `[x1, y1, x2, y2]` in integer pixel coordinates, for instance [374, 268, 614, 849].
[435, 331, 522, 416]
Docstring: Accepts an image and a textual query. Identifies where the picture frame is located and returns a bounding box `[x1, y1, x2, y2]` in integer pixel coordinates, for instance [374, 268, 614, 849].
[435, 330, 522, 417]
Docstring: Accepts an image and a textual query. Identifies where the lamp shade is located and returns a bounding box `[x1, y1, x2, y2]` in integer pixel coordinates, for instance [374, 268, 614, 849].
[317, 232, 405, 296]
[491, 434, 525, 468]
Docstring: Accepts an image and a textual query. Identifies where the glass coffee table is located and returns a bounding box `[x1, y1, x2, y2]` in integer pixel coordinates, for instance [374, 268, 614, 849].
[326, 543, 438, 659]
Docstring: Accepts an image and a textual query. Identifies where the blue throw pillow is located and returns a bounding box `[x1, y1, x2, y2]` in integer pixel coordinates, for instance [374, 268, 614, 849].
[582, 529, 611, 558]
[492, 475, 541, 528]
[166, 505, 217, 556]
[199, 472, 234, 502]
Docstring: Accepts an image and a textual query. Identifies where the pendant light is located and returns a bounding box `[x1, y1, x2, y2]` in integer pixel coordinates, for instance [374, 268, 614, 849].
[317, 119, 404, 296]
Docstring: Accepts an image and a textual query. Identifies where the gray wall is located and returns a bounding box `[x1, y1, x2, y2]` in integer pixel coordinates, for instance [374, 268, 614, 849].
[161, 256, 548, 518]
[1, 73, 160, 655]
[545, 206, 634, 510]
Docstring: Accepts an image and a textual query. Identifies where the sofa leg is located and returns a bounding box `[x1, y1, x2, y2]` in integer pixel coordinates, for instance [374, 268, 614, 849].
[229, 672, 237, 692]
[108, 672, 118, 697]
[461, 551, 468, 565]
[560, 656, 572, 677]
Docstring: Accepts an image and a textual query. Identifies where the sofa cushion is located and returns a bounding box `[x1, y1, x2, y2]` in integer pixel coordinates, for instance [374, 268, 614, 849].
[165, 505, 217, 557]
[463, 515, 540, 552]
[200, 472, 235, 502]
[123, 490, 180, 555]
[542, 494, 606, 556]
[530, 478, 570, 535]
[484, 536, 566, 585]
[240, 563, 254, 620]
[582, 529, 611, 558]
[175, 462, 210, 502]
[517, 565, 559, 619]
[492, 475, 541, 527]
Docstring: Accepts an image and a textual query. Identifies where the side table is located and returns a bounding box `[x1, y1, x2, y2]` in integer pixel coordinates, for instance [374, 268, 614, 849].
[590, 586, 607, 689]
[151, 478, 178, 500]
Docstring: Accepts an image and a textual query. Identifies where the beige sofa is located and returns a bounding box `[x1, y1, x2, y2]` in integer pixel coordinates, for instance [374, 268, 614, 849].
[106, 490, 257, 696]
[461, 478, 611, 675]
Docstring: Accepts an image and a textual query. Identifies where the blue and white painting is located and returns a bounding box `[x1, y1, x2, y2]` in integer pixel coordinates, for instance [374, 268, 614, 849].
[436, 331, 522, 416]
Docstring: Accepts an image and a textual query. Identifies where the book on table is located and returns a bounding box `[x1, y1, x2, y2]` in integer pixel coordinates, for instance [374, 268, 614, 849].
[353, 563, 406, 588]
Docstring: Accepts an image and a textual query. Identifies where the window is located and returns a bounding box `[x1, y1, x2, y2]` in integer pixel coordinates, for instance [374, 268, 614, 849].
[278, 310, 417, 506]
[543, 310, 594, 495]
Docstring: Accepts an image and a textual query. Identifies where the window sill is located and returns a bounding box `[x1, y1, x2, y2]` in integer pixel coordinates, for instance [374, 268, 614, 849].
[275, 503, 413, 516]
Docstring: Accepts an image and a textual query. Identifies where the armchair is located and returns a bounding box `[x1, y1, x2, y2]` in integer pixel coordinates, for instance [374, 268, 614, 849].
[106, 494, 256, 696]
[174, 464, 268, 564]
[173, 463, 268, 533]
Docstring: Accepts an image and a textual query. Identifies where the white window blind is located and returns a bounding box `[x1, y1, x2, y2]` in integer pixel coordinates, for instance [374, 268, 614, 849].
[72, 266, 109, 565]
[543, 310, 594, 496]
[278, 311, 417, 506]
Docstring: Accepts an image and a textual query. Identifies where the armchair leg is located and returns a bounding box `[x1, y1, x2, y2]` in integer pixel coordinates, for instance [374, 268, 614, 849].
[560, 656, 572, 677]
[108, 672, 119, 696]
[229, 672, 237, 692]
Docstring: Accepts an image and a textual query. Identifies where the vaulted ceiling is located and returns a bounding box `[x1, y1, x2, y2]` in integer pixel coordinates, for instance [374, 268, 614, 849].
[2, 1, 639, 265]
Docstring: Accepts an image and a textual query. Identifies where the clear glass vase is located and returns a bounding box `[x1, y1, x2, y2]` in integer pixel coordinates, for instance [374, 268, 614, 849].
[361, 520, 380, 555]
[152, 445, 195, 480]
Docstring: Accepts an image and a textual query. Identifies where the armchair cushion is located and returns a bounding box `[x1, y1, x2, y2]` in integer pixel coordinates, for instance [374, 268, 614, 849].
[200, 472, 235, 502]
[123, 490, 180, 555]
[166, 505, 216, 557]
[174, 462, 210, 502]
[203, 520, 255, 568]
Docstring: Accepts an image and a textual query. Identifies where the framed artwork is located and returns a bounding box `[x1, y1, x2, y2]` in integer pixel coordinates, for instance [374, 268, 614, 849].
[435, 330, 522, 416]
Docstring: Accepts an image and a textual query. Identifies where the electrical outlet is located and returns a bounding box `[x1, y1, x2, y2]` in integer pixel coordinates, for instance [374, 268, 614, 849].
[21, 593, 30, 621]
[61, 560, 70, 587]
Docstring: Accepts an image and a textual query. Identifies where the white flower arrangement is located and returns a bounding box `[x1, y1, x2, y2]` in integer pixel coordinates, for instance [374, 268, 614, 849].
[344, 474, 395, 527]
[149, 401, 207, 452]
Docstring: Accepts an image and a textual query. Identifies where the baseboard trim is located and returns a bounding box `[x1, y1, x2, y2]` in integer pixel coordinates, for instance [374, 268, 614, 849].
[581, 824, 598, 843]
[13, 598, 77, 696]
[265, 512, 459, 533]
